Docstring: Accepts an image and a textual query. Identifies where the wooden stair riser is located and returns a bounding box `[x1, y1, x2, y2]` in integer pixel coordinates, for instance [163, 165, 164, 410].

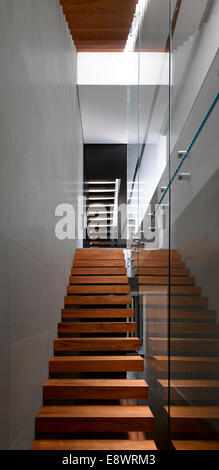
[43, 379, 148, 401]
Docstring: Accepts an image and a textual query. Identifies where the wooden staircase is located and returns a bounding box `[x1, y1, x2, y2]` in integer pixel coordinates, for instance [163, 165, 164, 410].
[32, 248, 155, 451]
[134, 249, 219, 450]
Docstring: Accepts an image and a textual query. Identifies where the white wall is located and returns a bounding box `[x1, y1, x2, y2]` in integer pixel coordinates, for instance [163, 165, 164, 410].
[0, 0, 83, 449]
[170, 0, 219, 153]
[152, 3, 219, 317]
[137, 0, 219, 217]
[146, 1, 219, 224]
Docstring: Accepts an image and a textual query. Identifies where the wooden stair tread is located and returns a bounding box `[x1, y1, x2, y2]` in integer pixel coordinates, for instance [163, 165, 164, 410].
[32, 439, 157, 450]
[36, 404, 153, 419]
[65, 295, 132, 305]
[44, 379, 147, 387]
[69, 276, 129, 284]
[137, 268, 190, 276]
[71, 267, 127, 275]
[49, 356, 144, 373]
[150, 356, 219, 373]
[75, 249, 124, 259]
[136, 260, 185, 268]
[148, 337, 219, 353]
[165, 406, 219, 433]
[149, 337, 219, 344]
[138, 276, 195, 285]
[159, 379, 219, 401]
[61, 308, 134, 318]
[67, 285, 130, 294]
[58, 322, 137, 334]
[73, 260, 125, 267]
[147, 322, 219, 335]
[172, 440, 219, 450]
[43, 379, 148, 399]
[139, 286, 201, 295]
[158, 380, 219, 402]
[36, 405, 154, 433]
[145, 295, 207, 306]
[76, 248, 123, 252]
[165, 406, 219, 419]
[146, 309, 216, 321]
[133, 249, 179, 259]
[159, 379, 219, 388]
[54, 337, 140, 351]
[154, 356, 219, 363]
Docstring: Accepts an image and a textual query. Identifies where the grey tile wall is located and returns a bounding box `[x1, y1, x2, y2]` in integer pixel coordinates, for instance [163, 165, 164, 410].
[0, 0, 83, 449]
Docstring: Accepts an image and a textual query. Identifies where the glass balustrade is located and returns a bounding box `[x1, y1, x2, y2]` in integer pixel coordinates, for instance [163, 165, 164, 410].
[127, 0, 219, 449]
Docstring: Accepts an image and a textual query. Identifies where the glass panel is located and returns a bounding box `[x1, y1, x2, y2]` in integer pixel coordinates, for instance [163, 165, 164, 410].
[127, 0, 219, 449]
[170, 0, 219, 448]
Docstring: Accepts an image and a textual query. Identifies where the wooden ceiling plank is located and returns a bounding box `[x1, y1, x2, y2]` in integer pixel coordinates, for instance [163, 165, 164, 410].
[59, 0, 136, 52]
[66, 18, 133, 29]
[60, 0, 136, 12]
